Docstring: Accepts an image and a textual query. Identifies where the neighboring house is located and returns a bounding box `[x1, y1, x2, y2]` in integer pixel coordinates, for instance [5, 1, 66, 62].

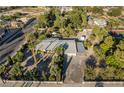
[111, 29, 124, 35]
[88, 16, 107, 28]
[111, 29, 124, 33]
[110, 29, 124, 38]
[93, 18, 107, 27]
[59, 6, 73, 13]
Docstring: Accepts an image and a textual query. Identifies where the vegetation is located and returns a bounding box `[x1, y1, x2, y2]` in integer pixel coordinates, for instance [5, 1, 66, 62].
[1, 7, 124, 82]
[0, 12, 22, 21]
[84, 25, 124, 81]
[83, 40, 92, 49]
[107, 7, 122, 17]
[49, 46, 64, 81]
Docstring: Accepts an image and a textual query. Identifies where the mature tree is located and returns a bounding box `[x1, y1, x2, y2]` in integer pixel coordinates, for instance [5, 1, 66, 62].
[54, 15, 61, 28]
[84, 65, 96, 81]
[42, 70, 47, 81]
[37, 14, 47, 28]
[117, 40, 124, 50]
[1, 15, 16, 21]
[13, 51, 24, 62]
[113, 40, 124, 62]
[93, 46, 105, 61]
[49, 46, 64, 81]
[38, 34, 46, 41]
[8, 56, 14, 65]
[81, 14, 87, 27]
[25, 33, 37, 63]
[33, 24, 39, 32]
[93, 26, 108, 41]
[66, 24, 75, 36]
[0, 65, 6, 75]
[0, 64, 6, 83]
[108, 18, 120, 29]
[24, 70, 34, 80]
[54, 45, 64, 56]
[88, 34, 96, 43]
[83, 40, 92, 49]
[106, 55, 124, 68]
[92, 7, 103, 15]
[46, 9, 56, 27]
[101, 67, 116, 80]
[104, 36, 114, 47]
[100, 43, 110, 53]
[100, 36, 114, 53]
[9, 62, 23, 79]
[69, 11, 82, 28]
[114, 68, 124, 80]
[114, 49, 124, 62]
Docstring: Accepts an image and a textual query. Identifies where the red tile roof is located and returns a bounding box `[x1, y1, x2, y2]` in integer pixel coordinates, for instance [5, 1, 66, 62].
[111, 29, 124, 32]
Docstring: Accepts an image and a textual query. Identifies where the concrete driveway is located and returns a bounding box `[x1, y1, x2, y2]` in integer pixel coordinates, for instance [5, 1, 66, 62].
[64, 54, 86, 84]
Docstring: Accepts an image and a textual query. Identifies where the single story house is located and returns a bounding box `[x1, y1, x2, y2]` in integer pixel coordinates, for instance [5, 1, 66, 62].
[93, 18, 107, 27]
[36, 38, 77, 56]
[88, 16, 107, 28]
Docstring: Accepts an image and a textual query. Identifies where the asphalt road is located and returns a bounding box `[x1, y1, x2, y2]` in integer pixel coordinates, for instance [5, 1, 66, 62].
[0, 19, 37, 64]
[0, 80, 124, 87]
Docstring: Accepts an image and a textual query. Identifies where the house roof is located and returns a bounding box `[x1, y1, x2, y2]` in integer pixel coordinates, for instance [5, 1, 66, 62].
[94, 18, 107, 26]
[111, 29, 124, 32]
[36, 38, 77, 55]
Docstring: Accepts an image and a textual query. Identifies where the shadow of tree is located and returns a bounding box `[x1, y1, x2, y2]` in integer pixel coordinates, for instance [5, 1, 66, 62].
[95, 81, 104, 87]
[25, 57, 34, 67]
[99, 59, 107, 68]
[85, 55, 96, 68]
[62, 55, 72, 81]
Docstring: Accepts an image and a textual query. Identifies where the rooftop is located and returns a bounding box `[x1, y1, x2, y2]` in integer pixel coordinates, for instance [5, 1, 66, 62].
[93, 18, 107, 27]
[111, 29, 124, 32]
[36, 38, 77, 56]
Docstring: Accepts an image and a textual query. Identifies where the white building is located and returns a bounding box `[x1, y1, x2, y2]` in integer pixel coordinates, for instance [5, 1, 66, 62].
[36, 38, 77, 56]
[93, 18, 107, 27]
[88, 16, 107, 28]
[59, 6, 73, 13]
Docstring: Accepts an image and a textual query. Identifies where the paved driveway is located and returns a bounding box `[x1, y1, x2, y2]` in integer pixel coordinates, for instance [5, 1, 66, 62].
[64, 54, 86, 84]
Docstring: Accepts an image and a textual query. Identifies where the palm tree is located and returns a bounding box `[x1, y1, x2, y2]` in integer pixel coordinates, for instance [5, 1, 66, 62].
[25, 33, 44, 71]
[28, 43, 37, 63]
[25, 33, 37, 63]
[0, 64, 6, 84]
[9, 62, 23, 80]
[33, 24, 39, 32]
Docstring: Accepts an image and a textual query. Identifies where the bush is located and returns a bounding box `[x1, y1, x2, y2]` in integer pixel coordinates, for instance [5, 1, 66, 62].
[83, 40, 92, 49]
[39, 34, 46, 41]
[13, 51, 24, 62]
[84, 65, 96, 81]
